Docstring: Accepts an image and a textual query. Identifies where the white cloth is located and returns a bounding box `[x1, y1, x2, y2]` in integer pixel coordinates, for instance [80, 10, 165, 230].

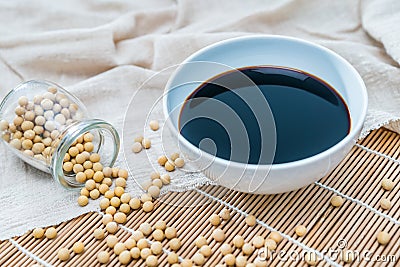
[1, 0, 400, 240]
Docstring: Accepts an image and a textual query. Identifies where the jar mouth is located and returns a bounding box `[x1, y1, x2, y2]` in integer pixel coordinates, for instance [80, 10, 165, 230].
[51, 119, 120, 189]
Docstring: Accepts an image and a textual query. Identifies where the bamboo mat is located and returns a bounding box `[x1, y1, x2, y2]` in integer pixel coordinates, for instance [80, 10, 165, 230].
[1, 128, 399, 267]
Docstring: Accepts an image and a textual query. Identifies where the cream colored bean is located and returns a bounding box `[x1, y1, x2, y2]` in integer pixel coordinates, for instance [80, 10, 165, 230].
[125, 238, 136, 249]
[224, 254, 236, 266]
[119, 250, 132, 265]
[150, 171, 160, 180]
[114, 212, 127, 224]
[131, 230, 144, 241]
[32, 228, 45, 239]
[139, 222, 153, 236]
[110, 196, 121, 208]
[295, 225, 307, 237]
[168, 252, 179, 264]
[114, 186, 124, 197]
[102, 166, 112, 177]
[72, 241, 85, 254]
[0, 120, 9, 131]
[220, 208, 230, 220]
[93, 228, 105, 240]
[132, 142, 142, 153]
[129, 198, 141, 210]
[152, 179, 163, 189]
[169, 238, 181, 251]
[140, 248, 152, 260]
[25, 111, 35, 121]
[245, 215, 256, 226]
[120, 203, 131, 214]
[148, 185, 161, 198]
[165, 227, 177, 239]
[154, 220, 167, 231]
[15, 106, 25, 116]
[181, 259, 193, 267]
[174, 157, 185, 168]
[305, 252, 318, 266]
[80, 188, 89, 197]
[158, 155, 168, 166]
[102, 214, 113, 225]
[77, 195, 89, 206]
[115, 177, 126, 188]
[169, 153, 179, 161]
[18, 96, 29, 106]
[105, 206, 116, 215]
[212, 228, 225, 242]
[24, 130, 35, 140]
[84, 142, 94, 152]
[195, 236, 207, 248]
[142, 138, 151, 149]
[265, 238, 277, 250]
[149, 120, 159, 131]
[380, 198, 392, 210]
[10, 139, 21, 150]
[106, 221, 118, 234]
[146, 255, 158, 267]
[104, 190, 114, 199]
[236, 256, 247, 267]
[330, 195, 344, 207]
[130, 247, 141, 259]
[242, 243, 254, 255]
[165, 161, 175, 172]
[45, 227, 57, 239]
[75, 172, 86, 183]
[151, 241, 163, 255]
[381, 178, 394, 191]
[252, 236, 265, 248]
[199, 245, 211, 257]
[85, 180, 96, 191]
[233, 235, 244, 248]
[220, 243, 232, 255]
[160, 174, 171, 185]
[99, 184, 109, 195]
[106, 235, 118, 248]
[102, 177, 112, 187]
[377, 231, 390, 245]
[97, 251, 110, 264]
[21, 121, 34, 131]
[269, 232, 283, 244]
[153, 229, 165, 241]
[209, 214, 221, 226]
[114, 242, 126, 255]
[57, 248, 70, 261]
[143, 201, 154, 212]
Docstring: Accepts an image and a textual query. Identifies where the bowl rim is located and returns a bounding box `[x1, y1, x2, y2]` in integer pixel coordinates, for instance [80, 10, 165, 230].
[163, 34, 368, 170]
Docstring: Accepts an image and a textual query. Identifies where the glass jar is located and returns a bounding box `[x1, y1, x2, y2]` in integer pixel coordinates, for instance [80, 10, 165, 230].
[0, 80, 120, 189]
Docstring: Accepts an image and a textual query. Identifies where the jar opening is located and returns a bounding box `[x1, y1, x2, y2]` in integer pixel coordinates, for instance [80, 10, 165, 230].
[52, 119, 120, 189]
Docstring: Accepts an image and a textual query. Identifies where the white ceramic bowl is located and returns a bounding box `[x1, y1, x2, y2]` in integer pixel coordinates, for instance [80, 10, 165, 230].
[163, 35, 367, 194]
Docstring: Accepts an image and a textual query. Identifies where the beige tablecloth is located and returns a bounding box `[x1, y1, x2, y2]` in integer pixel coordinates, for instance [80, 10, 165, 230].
[1, 0, 400, 240]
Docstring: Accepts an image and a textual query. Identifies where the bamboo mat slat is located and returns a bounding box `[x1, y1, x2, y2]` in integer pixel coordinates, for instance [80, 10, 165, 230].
[1, 128, 400, 267]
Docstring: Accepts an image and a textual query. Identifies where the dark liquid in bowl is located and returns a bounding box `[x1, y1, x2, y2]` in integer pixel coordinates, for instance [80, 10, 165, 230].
[179, 66, 350, 164]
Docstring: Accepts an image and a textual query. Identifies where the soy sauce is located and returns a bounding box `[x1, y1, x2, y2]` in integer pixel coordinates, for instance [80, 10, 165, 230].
[179, 66, 350, 164]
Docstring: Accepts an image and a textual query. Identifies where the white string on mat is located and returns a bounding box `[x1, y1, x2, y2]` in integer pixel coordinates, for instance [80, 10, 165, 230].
[194, 188, 343, 267]
[8, 238, 53, 267]
[14, 141, 396, 267]
[314, 182, 400, 225]
[355, 143, 400, 165]
[98, 211, 185, 262]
